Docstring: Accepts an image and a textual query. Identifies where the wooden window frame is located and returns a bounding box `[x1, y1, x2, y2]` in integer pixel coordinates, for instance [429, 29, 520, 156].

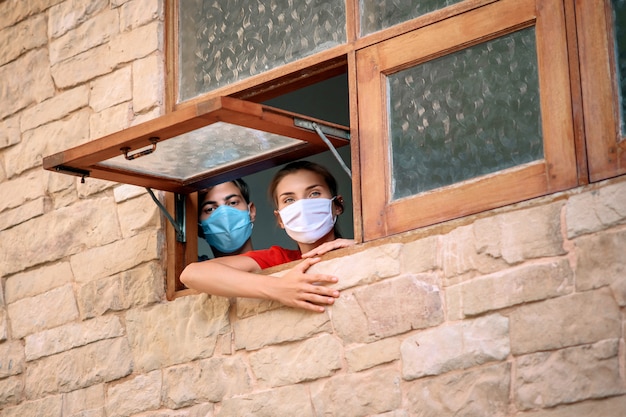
[575, 0, 626, 181]
[356, 0, 578, 240]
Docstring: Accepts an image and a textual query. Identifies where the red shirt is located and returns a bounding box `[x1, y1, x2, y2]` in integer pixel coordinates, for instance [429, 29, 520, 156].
[242, 246, 301, 269]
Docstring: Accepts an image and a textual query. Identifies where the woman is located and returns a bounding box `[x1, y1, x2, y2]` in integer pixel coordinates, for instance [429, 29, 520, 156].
[180, 161, 354, 312]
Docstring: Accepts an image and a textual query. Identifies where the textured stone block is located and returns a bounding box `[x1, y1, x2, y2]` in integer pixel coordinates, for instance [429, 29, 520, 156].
[401, 314, 510, 380]
[249, 333, 342, 387]
[509, 288, 620, 355]
[515, 339, 625, 410]
[162, 357, 252, 408]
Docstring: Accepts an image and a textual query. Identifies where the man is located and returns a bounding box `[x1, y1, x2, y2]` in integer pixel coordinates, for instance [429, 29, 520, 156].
[198, 178, 256, 259]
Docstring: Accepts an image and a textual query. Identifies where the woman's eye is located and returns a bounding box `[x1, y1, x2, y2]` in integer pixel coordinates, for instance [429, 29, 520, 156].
[283, 197, 295, 205]
[309, 190, 321, 198]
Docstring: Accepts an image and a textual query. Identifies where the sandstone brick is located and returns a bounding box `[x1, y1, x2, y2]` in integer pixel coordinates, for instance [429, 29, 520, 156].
[20, 85, 89, 132]
[126, 295, 229, 372]
[0, 14, 47, 67]
[24, 315, 124, 361]
[456, 258, 574, 316]
[405, 362, 511, 417]
[0, 49, 55, 120]
[0, 169, 46, 213]
[69, 230, 159, 284]
[76, 274, 124, 319]
[0, 196, 122, 276]
[0, 115, 20, 150]
[311, 367, 402, 417]
[8, 285, 79, 339]
[516, 395, 626, 417]
[249, 333, 342, 387]
[131, 106, 161, 124]
[76, 177, 116, 198]
[132, 53, 164, 112]
[218, 385, 313, 417]
[515, 339, 625, 410]
[566, 179, 626, 238]
[0, 393, 60, 417]
[50, 9, 119, 64]
[5, 262, 73, 303]
[76, 262, 163, 319]
[345, 337, 400, 372]
[233, 307, 332, 351]
[108, 21, 160, 66]
[500, 202, 566, 264]
[113, 184, 147, 203]
[400, 236, 439, 274]
[90, 101, 132, 139]
[120, 0, 161, 31]
[7, 109, 91, 178]
[401, 314, 510, 380]
[0, 0, 63, 31]
[0, 341, 24, 378]
[0, 196, 45, 231]
[105, 370, 161, 417]
[90, 66, 132, 112]
[116, 192, 161, 238]
[355, 274, 444, 338]
[24, 337, 132, 398]
[574, 228, 626, 292]
[50, 43, 114, 89]
[0, 310, 6, 342]
[0, 376, 24, 410]
[442, 223, 508, 283]
[63, 384, 105, 417]
[330, 290, 374, 344]
[121, 261, 164, 308]
[307, 243, 403, 290]
[48, 0, 109, 39]
[162, 357, 252, 408]
[509, 289, 621, 355]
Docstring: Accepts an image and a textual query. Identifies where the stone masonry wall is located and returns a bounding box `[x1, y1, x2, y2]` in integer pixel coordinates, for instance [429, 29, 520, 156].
[0, 1, 625, 416]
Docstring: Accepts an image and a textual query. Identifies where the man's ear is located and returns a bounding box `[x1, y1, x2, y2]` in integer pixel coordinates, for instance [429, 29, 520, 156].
[248, 202, 257, 222]
[274, 209, 285, 229]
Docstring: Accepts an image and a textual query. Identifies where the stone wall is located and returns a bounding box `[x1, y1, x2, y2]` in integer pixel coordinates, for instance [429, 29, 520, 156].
[0, 1, 625, 416]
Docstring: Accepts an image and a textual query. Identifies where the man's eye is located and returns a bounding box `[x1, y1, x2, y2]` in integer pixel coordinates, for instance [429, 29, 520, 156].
[203, 206, 216, 214]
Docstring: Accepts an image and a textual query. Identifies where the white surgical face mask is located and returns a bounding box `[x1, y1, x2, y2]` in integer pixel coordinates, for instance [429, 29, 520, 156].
[278, 197, 336, 244]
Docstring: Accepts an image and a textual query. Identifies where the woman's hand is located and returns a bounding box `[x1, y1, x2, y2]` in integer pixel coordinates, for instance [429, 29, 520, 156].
[301, 238, 355, 258]
[268, 257, 340, 313]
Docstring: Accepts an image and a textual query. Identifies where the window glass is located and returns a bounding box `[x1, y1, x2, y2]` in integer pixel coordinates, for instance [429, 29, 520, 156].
[388, 27, 543, 199]
[178, 0, 346, 101]
[612, 0, 626, 135]
[360, 0, 462, 36]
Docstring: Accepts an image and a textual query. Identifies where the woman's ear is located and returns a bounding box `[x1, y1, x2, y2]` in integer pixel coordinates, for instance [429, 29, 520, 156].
[248, 202, 257, 222]
[334, 195, 344, 215]
[274, 209, 285, 229]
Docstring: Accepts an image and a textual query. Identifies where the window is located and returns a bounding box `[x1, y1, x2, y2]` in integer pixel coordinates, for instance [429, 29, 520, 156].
[356, 0, 577, 239]
[43, 0, 626, 300]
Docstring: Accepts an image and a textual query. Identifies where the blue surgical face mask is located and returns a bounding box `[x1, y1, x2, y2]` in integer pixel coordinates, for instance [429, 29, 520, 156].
[199, 205, 253, 254]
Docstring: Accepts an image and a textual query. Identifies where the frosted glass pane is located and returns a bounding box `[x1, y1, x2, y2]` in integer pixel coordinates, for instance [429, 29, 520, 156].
[99, 123, 303, 181]
[360, 0, 462, 36]
[612, 0, 626, 135]
[178, 0, 346, 101]
[388, 27, 543, 200]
